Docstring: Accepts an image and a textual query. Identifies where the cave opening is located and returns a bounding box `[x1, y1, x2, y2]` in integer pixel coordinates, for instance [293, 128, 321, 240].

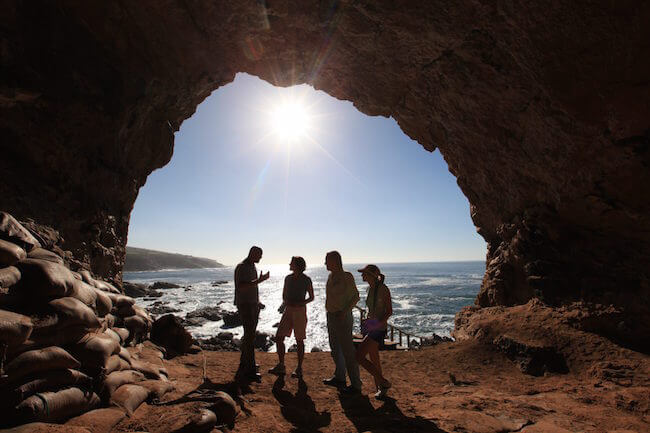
[124, 73, 486, 349]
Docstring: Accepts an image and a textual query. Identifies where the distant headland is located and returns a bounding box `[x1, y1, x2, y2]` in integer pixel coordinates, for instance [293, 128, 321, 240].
[124, 246, 224, 271]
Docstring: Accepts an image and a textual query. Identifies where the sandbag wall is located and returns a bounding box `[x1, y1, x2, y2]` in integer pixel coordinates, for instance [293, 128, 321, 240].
[0, 211, 170, 426]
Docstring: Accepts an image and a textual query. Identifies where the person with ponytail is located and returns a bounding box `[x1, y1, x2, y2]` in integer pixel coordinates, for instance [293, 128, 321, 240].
[356, 264, 393, 399]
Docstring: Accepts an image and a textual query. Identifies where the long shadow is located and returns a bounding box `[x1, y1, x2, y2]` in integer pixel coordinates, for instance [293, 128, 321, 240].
[338, 393, 446, 433]
[153, 377, 252, 417]
[272, 375, 332, 432]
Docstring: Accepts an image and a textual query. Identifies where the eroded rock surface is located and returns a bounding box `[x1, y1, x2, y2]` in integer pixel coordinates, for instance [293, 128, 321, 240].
[1, 2, 649, 347]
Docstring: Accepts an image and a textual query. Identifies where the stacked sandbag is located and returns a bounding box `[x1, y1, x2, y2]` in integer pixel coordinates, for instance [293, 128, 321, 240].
[106, 293, 152, 345]
[0, 211, 169, 427]
[0, 347, 99, 423]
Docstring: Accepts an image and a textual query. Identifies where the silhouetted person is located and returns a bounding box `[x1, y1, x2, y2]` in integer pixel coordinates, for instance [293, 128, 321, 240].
[234, 246, 269, 382]
[322, 250, 362, 394]
[269, 256, 315, 378]
[356, 264, 393, 399]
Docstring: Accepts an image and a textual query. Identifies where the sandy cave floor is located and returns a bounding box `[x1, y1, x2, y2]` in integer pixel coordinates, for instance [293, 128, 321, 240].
[101, 339, 650, 433]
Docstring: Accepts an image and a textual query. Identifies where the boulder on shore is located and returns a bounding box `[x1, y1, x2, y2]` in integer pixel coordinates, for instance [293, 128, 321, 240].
[186, 306, 223, 322]
[150, 314, 193, 357]
[221, 311, 242, 328]
[151, 281, 181, 290]
[254, 332, 273, 351]
[123, 282, 162, 298]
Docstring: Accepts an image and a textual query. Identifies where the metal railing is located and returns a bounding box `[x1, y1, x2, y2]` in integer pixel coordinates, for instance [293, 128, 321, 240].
[353, 305, 427, 349]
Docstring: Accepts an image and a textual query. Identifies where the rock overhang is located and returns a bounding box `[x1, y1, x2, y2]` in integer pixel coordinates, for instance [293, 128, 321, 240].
[1, 1, 649, 348]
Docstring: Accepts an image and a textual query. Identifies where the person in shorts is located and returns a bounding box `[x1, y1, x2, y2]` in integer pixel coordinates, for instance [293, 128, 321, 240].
[355, 264, 393, 399]
[269, 256, 314, 378]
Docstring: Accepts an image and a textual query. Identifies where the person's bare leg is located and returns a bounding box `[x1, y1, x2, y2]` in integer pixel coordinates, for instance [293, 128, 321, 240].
[356, 338, 383, 384]
[369, 345, 382, 378]
[296, 340, 305, 371]
[368, 343, 389, 386]
[276, 334, 286, 366]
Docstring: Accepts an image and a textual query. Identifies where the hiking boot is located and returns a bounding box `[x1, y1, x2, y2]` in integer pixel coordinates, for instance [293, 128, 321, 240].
[290, 368, 303, 378]
[268, 364, 286, 375]
[341, 385, 362, 395]
[323, 377, 346, 387]
[374, 380, 391, 399]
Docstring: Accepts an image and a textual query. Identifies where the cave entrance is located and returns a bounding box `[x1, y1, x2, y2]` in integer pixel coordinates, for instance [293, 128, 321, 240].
[125, 73, 486, 350]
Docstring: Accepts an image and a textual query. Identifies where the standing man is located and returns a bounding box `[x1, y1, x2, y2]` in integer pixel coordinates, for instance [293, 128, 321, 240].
[234, 246, 269, 382]
[323, 250, 362, 394]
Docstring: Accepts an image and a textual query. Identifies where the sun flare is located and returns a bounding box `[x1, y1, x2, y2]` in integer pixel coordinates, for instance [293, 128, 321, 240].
[268, 100, 311, 142]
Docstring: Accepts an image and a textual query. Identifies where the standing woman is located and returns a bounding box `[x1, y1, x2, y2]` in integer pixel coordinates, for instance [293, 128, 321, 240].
[269, 256, 314, 378]
[356, 264, 393, 399]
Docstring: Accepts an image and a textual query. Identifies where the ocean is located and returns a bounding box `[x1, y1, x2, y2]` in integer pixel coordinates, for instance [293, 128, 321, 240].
[123, 261, 484, 351]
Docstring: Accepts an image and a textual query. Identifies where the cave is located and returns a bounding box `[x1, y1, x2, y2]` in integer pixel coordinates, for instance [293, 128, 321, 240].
[2, 2, 649, 350]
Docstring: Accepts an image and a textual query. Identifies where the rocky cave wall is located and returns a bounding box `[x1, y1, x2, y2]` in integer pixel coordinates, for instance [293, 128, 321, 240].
[2, 2, 649, 317]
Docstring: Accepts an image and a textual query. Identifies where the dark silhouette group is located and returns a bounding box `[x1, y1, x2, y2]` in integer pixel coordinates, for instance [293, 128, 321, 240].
[234, 246, 393, 399]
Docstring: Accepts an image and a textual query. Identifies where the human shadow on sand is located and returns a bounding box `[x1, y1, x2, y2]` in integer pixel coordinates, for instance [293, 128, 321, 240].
[272, 375, 332, 432]
[153, 377, 252, 419]
[338, 392, 446, 433]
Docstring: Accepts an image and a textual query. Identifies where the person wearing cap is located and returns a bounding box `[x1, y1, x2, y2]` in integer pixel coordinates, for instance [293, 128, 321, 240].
[322, 250, 362, 394]
[268, 256, 314, 378]
[356, 264, 393, 399]
[234, 246, 270, 383]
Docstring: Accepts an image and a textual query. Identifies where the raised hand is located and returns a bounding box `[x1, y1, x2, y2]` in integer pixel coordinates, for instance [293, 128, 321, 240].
[258, 270, 270, 283]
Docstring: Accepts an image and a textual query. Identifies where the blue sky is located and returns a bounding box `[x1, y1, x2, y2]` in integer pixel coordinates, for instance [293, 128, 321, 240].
[128, 73, 486, 266]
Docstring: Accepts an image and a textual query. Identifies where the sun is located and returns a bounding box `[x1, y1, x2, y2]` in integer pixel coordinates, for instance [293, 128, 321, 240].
[268, 100, 311, 142]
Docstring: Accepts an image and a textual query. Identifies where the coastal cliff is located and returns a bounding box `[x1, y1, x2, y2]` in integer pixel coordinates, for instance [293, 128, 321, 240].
[124, 247, 223, 272]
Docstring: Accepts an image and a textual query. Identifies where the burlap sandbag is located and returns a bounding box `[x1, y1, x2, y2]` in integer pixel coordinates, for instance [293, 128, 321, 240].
[93, 288, 112, 317]
[109, 384, 150, 416]
[103, 354, 130, 375]
[133, 305, 151, 322]
[94, 279, 120, 294]
[102, 313, 118, 329]
[49, 297, 100, 329]
[70, 333, 120, 369]
[104, 327, 129, 346]
[106, 293, 134, 309]
[123, 315, 147, 340]
[14, 258, 76, 298]
[208, 391, 240, 426]
[103, 328, 121, 345]
[100, 370, 145, 401]
[0, 309, 33, 347]
[138, 379, 174, 400]
[26, 248, 64, 265]
[79, 270, 94, 284]
[69, 280, 97, 310]
[0, 239, 26, 267]
[129, 360, 165, 380]
[114, 327, 129, 342]
[65, 408, 126, 433]
[117, 346, 132, 364]
[13, 369, 92, 402]
[116, 304, 136, 317]
[5, 347, 80, 382]
[172, 408, 217, 433]
[0, 265, 21, 288]
[0, 212, 41, 252]
[11, 326, 88, 360]
[16, 387, 100, 423]
[70, 271, 82, 281]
